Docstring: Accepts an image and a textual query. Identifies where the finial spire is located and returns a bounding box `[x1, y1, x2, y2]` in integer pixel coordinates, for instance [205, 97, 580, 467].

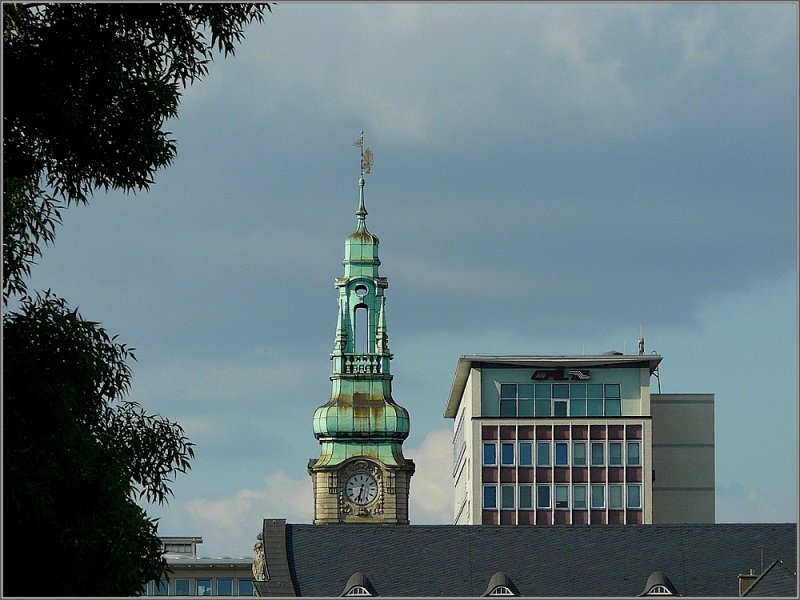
[353, 130, 373, 223]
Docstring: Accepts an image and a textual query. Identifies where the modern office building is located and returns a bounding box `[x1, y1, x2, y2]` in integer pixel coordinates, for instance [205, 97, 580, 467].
[142, 537, 256, 596]
[444, 353, 714, 525]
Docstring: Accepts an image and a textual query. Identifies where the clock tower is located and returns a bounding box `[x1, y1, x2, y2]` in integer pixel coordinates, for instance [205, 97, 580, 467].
[308, 134, 414, 524]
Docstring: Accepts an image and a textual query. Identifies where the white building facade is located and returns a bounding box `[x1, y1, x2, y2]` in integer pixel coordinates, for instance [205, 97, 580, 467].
[445, 354, 714, 526]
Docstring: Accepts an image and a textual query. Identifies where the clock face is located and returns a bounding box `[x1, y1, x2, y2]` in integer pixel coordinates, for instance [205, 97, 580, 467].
[345, 473, 378, 505]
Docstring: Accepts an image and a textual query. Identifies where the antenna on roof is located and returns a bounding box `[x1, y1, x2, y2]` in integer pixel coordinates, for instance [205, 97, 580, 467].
[638, 325, 645, 355]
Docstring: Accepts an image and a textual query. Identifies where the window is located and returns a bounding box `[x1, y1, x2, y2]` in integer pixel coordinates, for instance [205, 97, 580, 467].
[345, 586, 372, 597]
[591, 442, 604, 466]
[647, 584, 673, 595]
[500, 384, 517, 417]
[518, 442, 532, 466]
[570, 383, 587, 416]
[488, 585, 515, 596]
[453, 413, 466, 466]
[605, 383, 621, 416]
[609, 484, 623, 509]
[555, 484, 569, 509]
[501, 485, 515, 509]
[519, 485, 533, 509]
[175, 579, 190, 595]
[555, 442, 568, 466]
[501, 442, 515, 466]
[483, 442, 497, 466]
[238, 580, 255, 596]
[537, 485, 551, 509]
[217, 578, 233, 596]
[536, 442, 550, 467]
[535, 384, 551, 416]
[609, 442, 623, 466]
[627, 441, 641, 466]
[518, 384, 534, 416]
[591, 484, 605, 509]
[197, 579, 212, 596]
[573, 484, 587, 509]
[354, 305, 369, 353]
[553, 384, 569, 416]
[484, 485, 497, 509]
[627, 484, 642, 509]
[587, 384, 604, 416]
[154, 579, 169, 596]
[573, 442, 587, 466]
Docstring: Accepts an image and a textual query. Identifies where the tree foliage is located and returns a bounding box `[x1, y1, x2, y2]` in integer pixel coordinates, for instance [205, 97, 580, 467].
[3, 3, 269, 596]
[4, 293, 194, 596]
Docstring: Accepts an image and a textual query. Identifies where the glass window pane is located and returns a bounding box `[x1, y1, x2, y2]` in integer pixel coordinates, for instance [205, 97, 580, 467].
[484, 485, 497, 508]
[555, 485, 569, 509]
[519, 442, 532, 466]
[537, 485, 551, 509]
[518, 398, 534, 416]
[609, 442, 623, 466]
[574, 485, 587, 509]
[197, 579, 213, 596]
[570, 398, 587, 416]
[591, 485, 605, 509]
[238, 580, 255, 596]
[609, 484, 623, 509]
[154, 579, 169, 596]
[518, 384, 535, 399]
[570, 383, 587, 398]
[500, 399, 517, 417]
[501, 442, 514, 466]
[501, 485, 515, 509]
[605, 383, 621, 398]
[535, 398, 552, 416]
[175, 579, 190, 596]
[500, 384, 517, 398]
[587, 398, 603, 416]
[587, 384, 604, 398]
[483, 443, 496, 466]
[217, 578, 233, 596]
[553, 400, 568, 417]
[519, 485, 532, 509]
[627, 484, 641, 508]
[536, 442, 550, 467]
[555, 442, 568, 466]
[605, 398, 621, 417]
[591, 442, 604, 466]
[573, 442, 586, 466]
[553, 383, 570, 398]
[627, 442, 640, 466]
[535, 384, 551, 398]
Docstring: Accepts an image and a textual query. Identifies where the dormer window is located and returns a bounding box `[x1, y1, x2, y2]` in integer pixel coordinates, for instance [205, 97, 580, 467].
[340, 572, 377, 597]
[481, 572, 520, 597]
[344, 585, 372, 597]
[646, 584, 673, 595]
[488, 585, 516, 596]
[639, 571, 678, 596]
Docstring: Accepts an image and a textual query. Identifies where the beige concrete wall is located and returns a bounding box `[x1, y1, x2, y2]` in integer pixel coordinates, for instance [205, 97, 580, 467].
[651, 394, 715, 524]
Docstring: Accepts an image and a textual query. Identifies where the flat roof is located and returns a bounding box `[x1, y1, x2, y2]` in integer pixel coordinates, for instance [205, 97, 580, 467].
[444, 354, 663, 418]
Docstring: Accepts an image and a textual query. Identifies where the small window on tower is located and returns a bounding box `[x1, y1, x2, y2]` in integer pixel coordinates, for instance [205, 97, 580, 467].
[354, 305, 369, 353]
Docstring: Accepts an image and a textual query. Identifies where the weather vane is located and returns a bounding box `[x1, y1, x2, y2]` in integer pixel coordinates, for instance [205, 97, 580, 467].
[353, 130, 373, 176]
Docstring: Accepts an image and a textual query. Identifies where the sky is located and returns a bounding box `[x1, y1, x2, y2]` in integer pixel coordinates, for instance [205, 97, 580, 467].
[17, 2, 798, 558]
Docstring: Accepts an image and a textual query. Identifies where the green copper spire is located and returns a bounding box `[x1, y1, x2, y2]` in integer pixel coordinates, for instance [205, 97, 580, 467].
[310, 132, 411, 468]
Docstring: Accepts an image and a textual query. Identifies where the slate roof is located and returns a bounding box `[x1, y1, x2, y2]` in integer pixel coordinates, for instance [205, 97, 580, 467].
[743, 560, 798, 597]
[257, 521, 797, 597]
